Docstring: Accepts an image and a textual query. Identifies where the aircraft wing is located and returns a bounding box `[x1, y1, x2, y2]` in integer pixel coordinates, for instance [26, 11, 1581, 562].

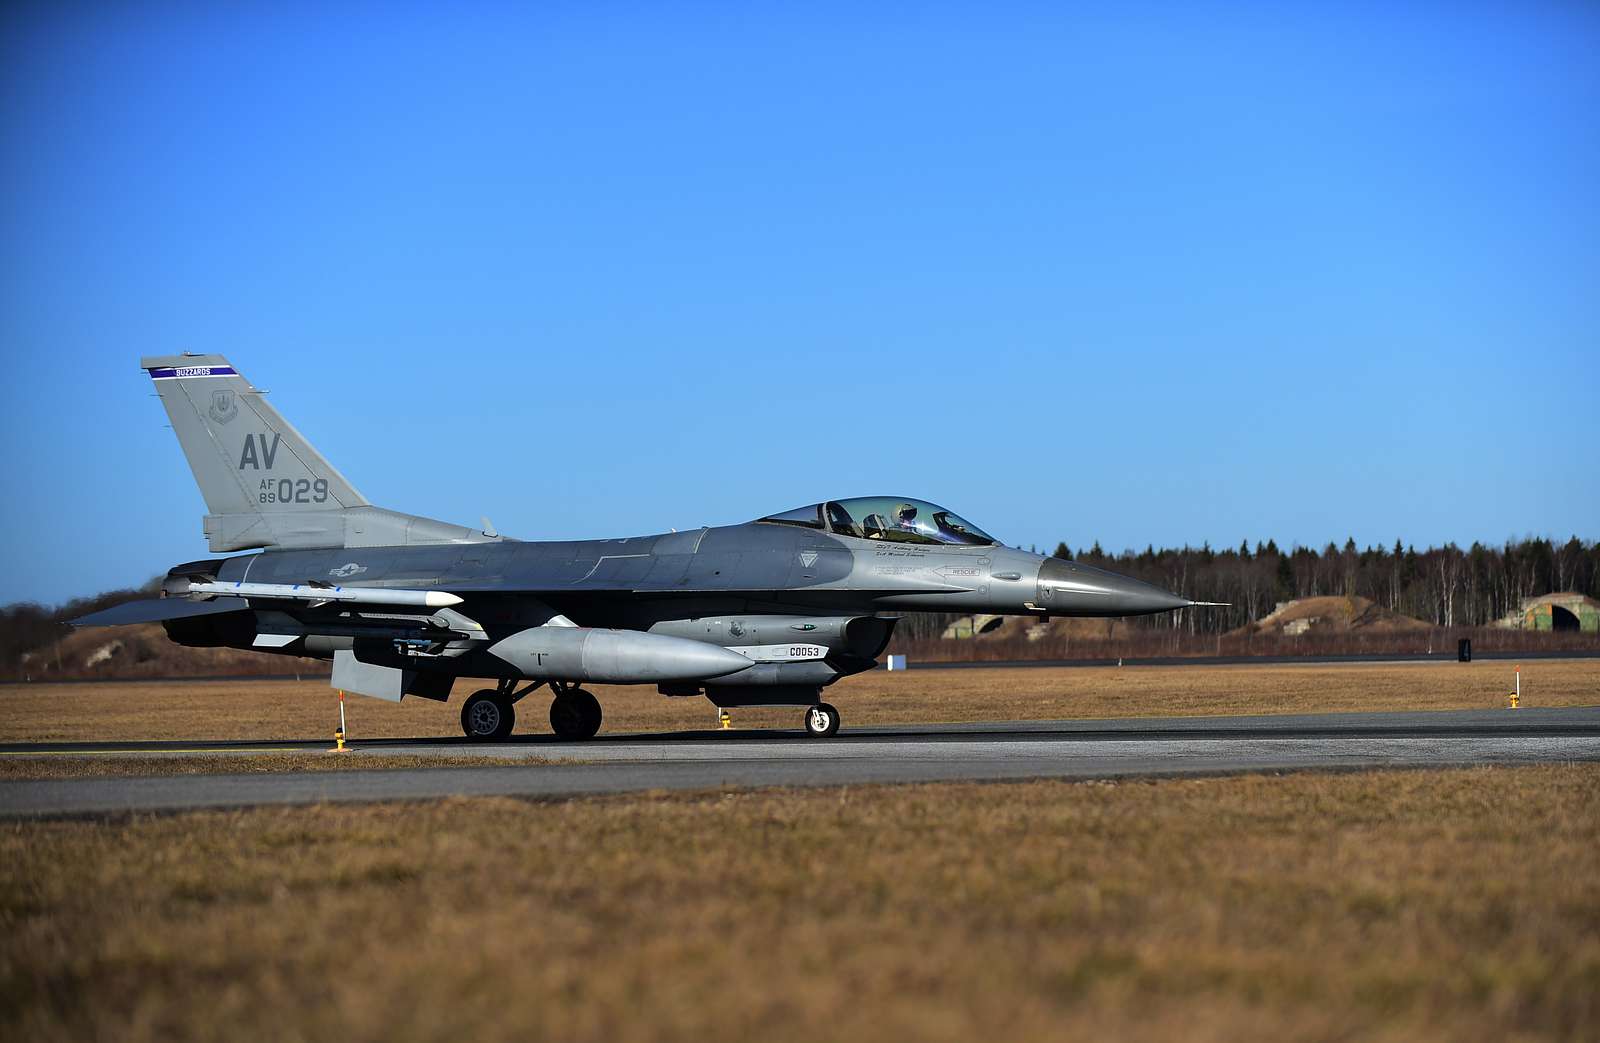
[71, 598, 253, 627]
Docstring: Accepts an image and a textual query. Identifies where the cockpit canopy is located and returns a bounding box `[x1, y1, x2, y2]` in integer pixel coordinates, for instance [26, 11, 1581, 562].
[758, 497, 999, 547]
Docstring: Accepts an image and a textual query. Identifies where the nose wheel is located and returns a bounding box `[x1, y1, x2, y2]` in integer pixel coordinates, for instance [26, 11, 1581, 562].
[804, 702, 841, 738]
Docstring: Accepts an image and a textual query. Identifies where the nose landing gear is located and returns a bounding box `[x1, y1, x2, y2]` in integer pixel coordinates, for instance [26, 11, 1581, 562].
[803, 702, 841, 738]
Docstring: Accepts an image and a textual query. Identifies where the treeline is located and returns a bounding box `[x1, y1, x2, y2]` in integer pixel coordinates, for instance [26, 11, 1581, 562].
[0, 583, 157, 675]
[896, 535, 1600, 640]
[1066, 535, 1598, 634]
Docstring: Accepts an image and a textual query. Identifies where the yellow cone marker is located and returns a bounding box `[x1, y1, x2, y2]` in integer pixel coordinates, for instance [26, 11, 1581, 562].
[1508, 666, 1520, 709]
[719, 707, 732, 730]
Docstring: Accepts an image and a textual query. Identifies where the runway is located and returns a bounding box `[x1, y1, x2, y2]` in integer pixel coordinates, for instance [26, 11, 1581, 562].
[3, 707, 1596, 818]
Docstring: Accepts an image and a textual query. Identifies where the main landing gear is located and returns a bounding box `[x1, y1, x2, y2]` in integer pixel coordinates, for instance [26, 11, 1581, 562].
[549, 684, 602, 742]
[803, 702, 841, 738]
[460, 684, 519, 740]
[459, 680, 603, 741]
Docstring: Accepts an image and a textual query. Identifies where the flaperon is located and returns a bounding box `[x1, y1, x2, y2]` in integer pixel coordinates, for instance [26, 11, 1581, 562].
[75, 355, 1208, 740]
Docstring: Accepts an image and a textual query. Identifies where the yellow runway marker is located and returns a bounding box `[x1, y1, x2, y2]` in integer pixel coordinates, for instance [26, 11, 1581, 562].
[331, 689, 352, 752]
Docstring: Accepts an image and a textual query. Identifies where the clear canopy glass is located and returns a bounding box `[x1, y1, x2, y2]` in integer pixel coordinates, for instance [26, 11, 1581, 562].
[758, 497, 999, 547]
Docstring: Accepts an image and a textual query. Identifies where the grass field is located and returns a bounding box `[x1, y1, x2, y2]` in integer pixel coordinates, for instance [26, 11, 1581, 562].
[3, 765, 1596, 1042]
[1, 659, 1595, 745]
[0, 753, 549, 781]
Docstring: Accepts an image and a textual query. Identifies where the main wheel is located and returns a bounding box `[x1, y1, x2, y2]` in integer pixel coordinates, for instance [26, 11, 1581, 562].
[573, 689, 602, 735]
[461, 689, 515, 740]
[803, 702, 841, 738]
[550, 689, 602, 741]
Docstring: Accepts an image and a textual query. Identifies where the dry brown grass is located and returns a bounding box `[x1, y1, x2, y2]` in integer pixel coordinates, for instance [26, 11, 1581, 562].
[0, 754, 546, 781]
[1, 659, 1595, 744]
[2, 765, 1596, 1042]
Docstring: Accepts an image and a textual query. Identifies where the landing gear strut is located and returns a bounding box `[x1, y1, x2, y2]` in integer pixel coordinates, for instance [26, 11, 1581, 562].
[549, 683, 602, 741]
[460, 679, 545, 740]
[804, 702, 841, 738]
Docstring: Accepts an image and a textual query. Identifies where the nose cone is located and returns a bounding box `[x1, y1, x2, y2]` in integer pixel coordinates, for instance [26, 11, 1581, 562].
[1037, 558, 1191, 617]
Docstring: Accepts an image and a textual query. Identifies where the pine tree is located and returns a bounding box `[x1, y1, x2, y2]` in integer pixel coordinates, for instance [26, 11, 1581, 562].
[1275, 554, 1294, 600]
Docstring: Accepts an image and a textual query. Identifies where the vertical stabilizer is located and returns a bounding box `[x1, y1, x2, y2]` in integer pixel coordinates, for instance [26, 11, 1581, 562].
[142, 354, 492, 552]
[143, 355, 367, 516]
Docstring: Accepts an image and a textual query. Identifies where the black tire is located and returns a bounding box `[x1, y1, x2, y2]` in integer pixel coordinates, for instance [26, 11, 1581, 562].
[461, 689, 515, 740]
[803, 702, 841, 738]
[550, 689, 602, 741]
[572, 688, 603, 735]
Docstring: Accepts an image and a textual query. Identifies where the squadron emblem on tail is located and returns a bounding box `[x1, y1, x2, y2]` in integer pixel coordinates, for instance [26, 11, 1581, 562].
[208, 389, 237, 425]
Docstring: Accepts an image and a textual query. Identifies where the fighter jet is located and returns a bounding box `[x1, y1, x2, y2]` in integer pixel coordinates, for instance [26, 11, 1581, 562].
[75, 355, 1203, 739]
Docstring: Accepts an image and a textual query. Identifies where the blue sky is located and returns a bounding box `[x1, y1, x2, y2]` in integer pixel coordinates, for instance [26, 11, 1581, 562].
[2, 1, 1596, 606]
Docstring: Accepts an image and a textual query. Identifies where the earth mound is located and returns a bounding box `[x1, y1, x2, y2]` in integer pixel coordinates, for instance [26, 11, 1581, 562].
[1232, 595, 1431, 637]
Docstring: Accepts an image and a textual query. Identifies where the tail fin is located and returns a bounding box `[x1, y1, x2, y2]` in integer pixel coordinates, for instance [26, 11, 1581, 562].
[143, 354, 489, 552]
[143, 354, 367, 516]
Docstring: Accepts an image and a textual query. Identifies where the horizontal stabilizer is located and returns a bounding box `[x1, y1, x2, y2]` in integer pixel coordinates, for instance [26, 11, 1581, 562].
[71, 598, 251, 628]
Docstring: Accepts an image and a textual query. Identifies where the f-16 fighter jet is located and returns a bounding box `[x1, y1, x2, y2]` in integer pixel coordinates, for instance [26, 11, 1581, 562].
[76, 356, 1201, 740]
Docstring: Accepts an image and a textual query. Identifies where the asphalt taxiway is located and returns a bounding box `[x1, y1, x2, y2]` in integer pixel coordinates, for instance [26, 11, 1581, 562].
[2, 707, 1596, 818]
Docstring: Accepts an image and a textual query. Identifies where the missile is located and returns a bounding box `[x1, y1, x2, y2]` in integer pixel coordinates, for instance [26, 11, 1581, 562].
[488, 626, 752, 684]
[185, 580, 463, 609]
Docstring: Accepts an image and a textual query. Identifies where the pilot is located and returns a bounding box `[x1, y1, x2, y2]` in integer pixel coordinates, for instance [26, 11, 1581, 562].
[895, 503, 921, 535]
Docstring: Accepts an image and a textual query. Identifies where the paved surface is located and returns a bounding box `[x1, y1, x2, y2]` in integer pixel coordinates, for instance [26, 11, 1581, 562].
[3, 708, 1596, 818]
[904, 650, 1599, 669]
